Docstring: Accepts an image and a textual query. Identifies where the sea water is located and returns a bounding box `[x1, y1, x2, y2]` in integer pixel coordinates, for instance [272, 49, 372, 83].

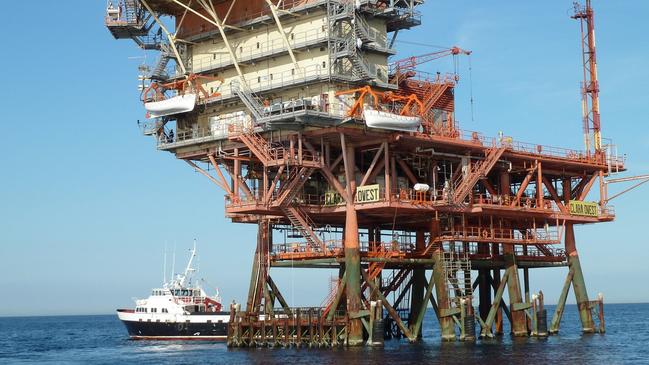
[1, 304, 647, 364]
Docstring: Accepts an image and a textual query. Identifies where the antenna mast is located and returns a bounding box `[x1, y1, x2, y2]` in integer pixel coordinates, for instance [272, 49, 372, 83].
[572, 0, 602, 156]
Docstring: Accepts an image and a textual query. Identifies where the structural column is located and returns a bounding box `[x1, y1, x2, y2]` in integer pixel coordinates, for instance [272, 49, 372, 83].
[478, 243, 492, 322]
[246, 220, 271, 316]
[409, 230, 426, 338]
[342, 137, 363, 345]
[565, 223, 595, 333]
[430, 219, 455, 341]
[504, 249, 527, 336]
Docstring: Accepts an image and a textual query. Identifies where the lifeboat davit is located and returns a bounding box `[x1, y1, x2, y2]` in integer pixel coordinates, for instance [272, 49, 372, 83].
[144, 93, 197, 118]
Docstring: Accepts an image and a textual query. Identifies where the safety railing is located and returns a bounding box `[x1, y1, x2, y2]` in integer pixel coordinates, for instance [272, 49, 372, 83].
[441, 242, 566, 261]
[471, 193, 561, 213]
[190, 28, 329, 74]
[272, 239, 342, 256]
[177, 0, 328, 39]
[209, 64, 331, 101]
[437, 225, 561, 244]
[271, 239, 418, 258]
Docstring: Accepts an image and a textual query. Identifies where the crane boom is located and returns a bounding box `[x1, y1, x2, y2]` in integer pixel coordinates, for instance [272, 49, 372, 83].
[389, 46, 471, 85]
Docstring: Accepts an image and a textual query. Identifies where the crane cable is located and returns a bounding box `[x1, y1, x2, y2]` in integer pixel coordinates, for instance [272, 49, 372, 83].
[468, 53, 475, 123]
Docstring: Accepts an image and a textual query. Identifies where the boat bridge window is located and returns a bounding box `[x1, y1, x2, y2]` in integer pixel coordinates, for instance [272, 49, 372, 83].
[162, 308, 168, 313]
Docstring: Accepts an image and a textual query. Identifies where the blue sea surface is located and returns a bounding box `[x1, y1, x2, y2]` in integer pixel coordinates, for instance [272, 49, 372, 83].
[0, 304, 646, 364]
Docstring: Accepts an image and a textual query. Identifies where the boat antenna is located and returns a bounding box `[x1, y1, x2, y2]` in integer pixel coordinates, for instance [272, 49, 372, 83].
[171, 242, 176, 284]
[163, 242, 167, 285]
[180, 239, 197, 287]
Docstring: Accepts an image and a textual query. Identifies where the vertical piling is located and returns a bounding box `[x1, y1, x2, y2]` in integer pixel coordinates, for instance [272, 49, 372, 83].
[504, 251, 528, 336]
[565, 224, 595, 333]
[409, 230, 426, 338]
[341, 136, 363, 346]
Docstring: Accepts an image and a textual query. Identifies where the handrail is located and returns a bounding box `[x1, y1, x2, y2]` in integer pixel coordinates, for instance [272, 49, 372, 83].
[177, 0, 327, 39]
[190, 28, 329, 74]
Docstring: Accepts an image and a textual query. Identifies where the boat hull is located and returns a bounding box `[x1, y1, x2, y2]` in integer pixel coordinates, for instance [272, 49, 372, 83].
[363, 108, 421, 132]
[144, 93, 197, 118]
[117, 310, 229, 340]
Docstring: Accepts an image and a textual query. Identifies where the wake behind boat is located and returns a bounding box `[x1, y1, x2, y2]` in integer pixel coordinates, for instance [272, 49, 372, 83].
[116, 242, 230, 340]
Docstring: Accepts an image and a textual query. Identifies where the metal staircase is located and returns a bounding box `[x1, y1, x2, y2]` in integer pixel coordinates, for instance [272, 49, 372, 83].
[367, 246, 391, 280]
[276, 167, 315, 206]
[321, 276, 341, 310]
[232, 81, 265, 121]
[383, 269, 413, 338]
[149, 42, 175, 81]
[353, 13, 387, 49]
[277, 167, 324, 252]
[234, 130, 287, 167]
[452, 145, 507, 205]
[422, 81, 453, 113]
[327, 0, 375, 81]
[283, 206, 325, 251]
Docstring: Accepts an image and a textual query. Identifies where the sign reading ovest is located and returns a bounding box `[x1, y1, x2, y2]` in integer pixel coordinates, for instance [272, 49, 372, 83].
[355, 184, 380, 204]
[569, 200, 599, 217]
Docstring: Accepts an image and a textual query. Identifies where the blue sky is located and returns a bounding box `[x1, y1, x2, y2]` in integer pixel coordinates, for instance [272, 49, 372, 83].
[0, 1, 648, 316]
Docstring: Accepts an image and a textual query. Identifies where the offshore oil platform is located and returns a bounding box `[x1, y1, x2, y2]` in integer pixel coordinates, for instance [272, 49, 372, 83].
[105, 0, 640, 346]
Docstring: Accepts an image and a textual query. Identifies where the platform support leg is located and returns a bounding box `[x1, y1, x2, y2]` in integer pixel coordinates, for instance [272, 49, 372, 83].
[504, 252, 528, 336]
[409, 230, 426, 338]
[565, 224, 595, 333]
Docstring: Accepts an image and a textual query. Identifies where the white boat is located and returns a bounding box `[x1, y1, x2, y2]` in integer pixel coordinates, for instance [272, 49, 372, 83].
[363, 106, 421, 132]
[116, 241, 230, 340]
[145, 93, 197, 118]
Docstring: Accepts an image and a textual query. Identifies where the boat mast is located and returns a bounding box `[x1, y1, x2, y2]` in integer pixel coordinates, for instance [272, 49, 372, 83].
[179, 239, 197, 287]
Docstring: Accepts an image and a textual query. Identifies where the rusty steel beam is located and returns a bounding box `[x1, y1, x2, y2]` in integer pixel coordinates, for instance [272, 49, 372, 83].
[511, 164, 537, 206]
[360, 144, 385, 187]
[549, 268, 574, 334]
[577, 173, 599, 201]
[185, 160, 229, 192]
[397, 158, 419, 185]
[543, 175, 567, 213]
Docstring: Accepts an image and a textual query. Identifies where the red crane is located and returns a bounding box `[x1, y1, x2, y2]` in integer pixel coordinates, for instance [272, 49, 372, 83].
[572, 0, 602, 156]
[389, 46, 472, 85]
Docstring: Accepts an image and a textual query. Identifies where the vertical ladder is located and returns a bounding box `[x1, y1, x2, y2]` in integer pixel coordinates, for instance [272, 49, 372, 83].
[439, 250, 472, 309]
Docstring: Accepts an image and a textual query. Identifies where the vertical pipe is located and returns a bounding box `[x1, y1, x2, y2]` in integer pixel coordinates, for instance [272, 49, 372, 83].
[478, 268, 491, 323]
[234, 148, 240, 196]
[384, 142, 391, 201]
[565, 223, 595, 333]
[537, 161, 543, 208]
[524, 267, 531, 331]
[409, 230, 426, 338]
[492, 269, 504, 335]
